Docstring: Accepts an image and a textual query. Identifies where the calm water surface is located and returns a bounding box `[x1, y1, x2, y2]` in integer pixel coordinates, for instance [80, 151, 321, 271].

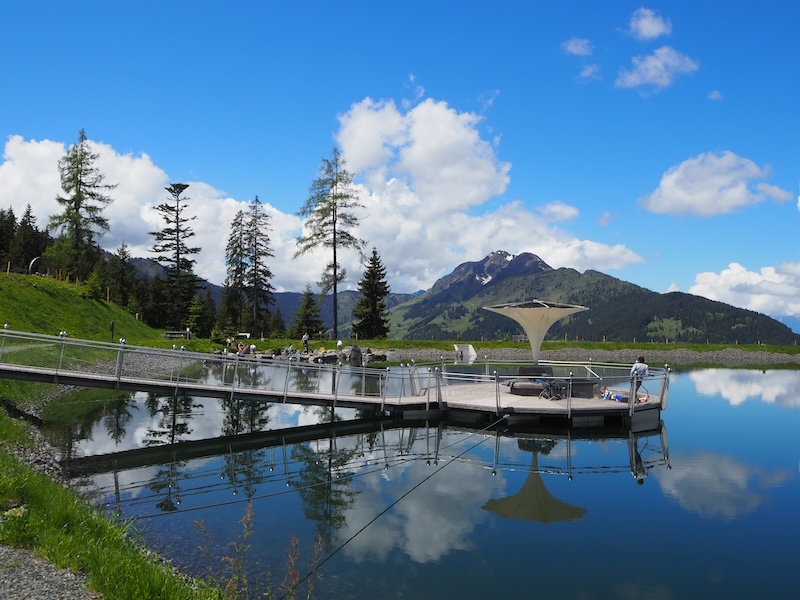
[44, 368, 799, 599]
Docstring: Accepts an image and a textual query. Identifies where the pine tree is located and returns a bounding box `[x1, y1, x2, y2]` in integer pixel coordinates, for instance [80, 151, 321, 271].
[352, 248, 391, 339]
[269, 307, 287, 338]
[243, 196, 274, 333]
[0, 207, 16, 269]
[187, 288, 217, 338]
[149, 183, 200, 329]
[47, 129, 116, 279]
[222, 209, 247, 330]
[105, 242, 137, 307]
[294, 147, 365, 339]
[291, 285, 325, 339]
[10, 205, 49, 274]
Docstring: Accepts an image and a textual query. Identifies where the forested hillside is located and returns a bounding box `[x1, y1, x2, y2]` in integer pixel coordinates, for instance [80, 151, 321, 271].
[388, 251, 800, 345]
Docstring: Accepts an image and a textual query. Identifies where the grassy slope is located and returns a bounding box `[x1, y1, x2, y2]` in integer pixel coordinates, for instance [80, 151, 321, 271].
[0, 274, 218, 597]
[0, 273, 156, 343]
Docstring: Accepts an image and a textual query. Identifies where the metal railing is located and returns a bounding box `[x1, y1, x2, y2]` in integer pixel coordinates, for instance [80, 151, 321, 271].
[0, 330, 670, 411]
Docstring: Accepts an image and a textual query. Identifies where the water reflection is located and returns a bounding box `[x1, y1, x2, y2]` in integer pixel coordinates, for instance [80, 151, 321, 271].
[689, 368, 800, 407]
[482, 440, 587, 523]
[38, 368, 800, 599]
[655, 452, 793, 520]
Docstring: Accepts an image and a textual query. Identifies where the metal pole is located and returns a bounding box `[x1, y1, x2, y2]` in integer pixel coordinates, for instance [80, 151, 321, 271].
[114, 345, 125, 389]
[495, 371, 500, 415]
[283, 362, 292, 403]
[380, 369, 388, 412]
[332, 363, 341, 421]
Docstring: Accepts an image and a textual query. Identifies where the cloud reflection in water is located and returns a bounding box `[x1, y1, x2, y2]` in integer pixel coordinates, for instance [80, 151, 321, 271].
[654, 451, 792, 519]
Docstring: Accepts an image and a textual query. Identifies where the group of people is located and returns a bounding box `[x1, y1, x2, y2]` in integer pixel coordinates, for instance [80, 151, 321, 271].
[300, 332, 343, 354]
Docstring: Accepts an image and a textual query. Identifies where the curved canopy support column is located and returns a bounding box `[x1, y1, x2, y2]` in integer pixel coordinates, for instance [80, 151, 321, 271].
[484, 300, 588, 364]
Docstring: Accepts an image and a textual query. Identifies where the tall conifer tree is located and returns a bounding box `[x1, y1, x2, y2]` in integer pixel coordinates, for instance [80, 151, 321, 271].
[294, 148, 365, 339]
[48, 129, 116, 279]
[149, 183, 200, 329]
[243, 196, 275, 334]
[352, 248, 391, 339]
[291, 284, 325, 340]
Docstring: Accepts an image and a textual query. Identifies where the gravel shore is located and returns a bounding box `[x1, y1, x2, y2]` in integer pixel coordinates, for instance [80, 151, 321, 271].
[2, 345, 797, 598]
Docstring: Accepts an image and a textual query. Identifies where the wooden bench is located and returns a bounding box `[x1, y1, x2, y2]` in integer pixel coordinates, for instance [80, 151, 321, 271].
[163, 331, 190, 339]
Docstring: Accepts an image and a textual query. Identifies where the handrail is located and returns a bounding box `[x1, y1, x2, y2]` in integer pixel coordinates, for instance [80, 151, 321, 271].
[0, 330, 670, 409]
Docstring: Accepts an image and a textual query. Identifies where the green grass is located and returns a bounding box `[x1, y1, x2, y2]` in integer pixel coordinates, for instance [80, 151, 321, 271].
[0, 447, 221, 599]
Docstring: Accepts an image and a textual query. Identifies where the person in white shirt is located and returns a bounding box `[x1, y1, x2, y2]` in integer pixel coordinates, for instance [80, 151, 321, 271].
[630, 356, 649, 398]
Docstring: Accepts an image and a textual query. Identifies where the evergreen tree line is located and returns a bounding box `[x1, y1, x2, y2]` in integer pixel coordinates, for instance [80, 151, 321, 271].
[2, 130, 392, 341]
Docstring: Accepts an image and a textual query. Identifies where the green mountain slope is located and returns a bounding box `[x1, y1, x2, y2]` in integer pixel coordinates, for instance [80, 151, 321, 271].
[389, 251, 800, 345]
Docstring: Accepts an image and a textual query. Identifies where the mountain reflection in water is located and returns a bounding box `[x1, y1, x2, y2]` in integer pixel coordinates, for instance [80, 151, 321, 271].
[43, 368, 798, 600]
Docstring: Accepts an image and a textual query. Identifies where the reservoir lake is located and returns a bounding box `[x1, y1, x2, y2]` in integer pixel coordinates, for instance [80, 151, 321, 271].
[44, 367, 799, 599]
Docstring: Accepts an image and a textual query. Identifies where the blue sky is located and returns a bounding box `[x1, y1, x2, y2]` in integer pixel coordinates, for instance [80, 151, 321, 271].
[2, 1, 799, 329]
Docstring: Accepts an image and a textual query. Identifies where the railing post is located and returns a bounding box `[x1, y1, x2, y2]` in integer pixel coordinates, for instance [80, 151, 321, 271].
[629, 377, 636, 418]
[436, 367, 442, 405]
[57, 335, 67, 372]
[230, 353, 240, 400]
[381, 368, 389, 412]
[174, 347, 186, 395]
[426, 368, 432, 411]
[567, 371, 573, 419]
[114, 344, 125, 389]
[283, 361, 292, 403]
[494, 371, 500, 415]
[332, 362, 341, 419]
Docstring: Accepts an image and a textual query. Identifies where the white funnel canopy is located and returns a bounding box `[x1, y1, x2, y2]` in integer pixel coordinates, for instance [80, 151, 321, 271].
[484, 300, 588, 364]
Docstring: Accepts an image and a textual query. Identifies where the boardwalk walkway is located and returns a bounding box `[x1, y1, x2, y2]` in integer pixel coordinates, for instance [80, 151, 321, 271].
[0, 330, 669, 430]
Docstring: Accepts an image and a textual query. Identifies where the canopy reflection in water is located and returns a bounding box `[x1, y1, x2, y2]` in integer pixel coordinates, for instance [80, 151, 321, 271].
[482, 452, 586, 523]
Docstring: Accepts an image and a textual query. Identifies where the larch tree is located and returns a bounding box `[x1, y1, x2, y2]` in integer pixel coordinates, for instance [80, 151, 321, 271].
[294, 147, 365, 339]
[352, 247, 391, 340]
[149, 183, 200, 329]
[47, 129, 116, 280]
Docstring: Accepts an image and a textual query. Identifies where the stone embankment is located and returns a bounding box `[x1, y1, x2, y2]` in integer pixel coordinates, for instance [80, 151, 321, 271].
[382, 346, 800, 367]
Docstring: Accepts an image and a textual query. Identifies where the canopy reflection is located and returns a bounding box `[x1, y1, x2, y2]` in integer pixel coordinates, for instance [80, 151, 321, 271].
[482, 452, 586, 523]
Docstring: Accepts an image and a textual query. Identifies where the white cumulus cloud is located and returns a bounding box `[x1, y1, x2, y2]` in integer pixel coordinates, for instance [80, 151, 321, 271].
[561, 37, 593, 56]
[640, 151, 793, 217]
[615, 46, 698, 90]
[689, 262, 800, 320]
[627, 8, 672, 41]
[1, 95, 648, 294]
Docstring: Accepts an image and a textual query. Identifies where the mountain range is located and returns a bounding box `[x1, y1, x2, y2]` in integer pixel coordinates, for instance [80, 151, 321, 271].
[386, 251, 800, 344]
[133, 251, 800, 344]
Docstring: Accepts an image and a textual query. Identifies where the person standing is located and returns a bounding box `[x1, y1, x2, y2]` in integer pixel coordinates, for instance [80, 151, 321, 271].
[302, 332, 309, 353]
[631, 356, 649, 396]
